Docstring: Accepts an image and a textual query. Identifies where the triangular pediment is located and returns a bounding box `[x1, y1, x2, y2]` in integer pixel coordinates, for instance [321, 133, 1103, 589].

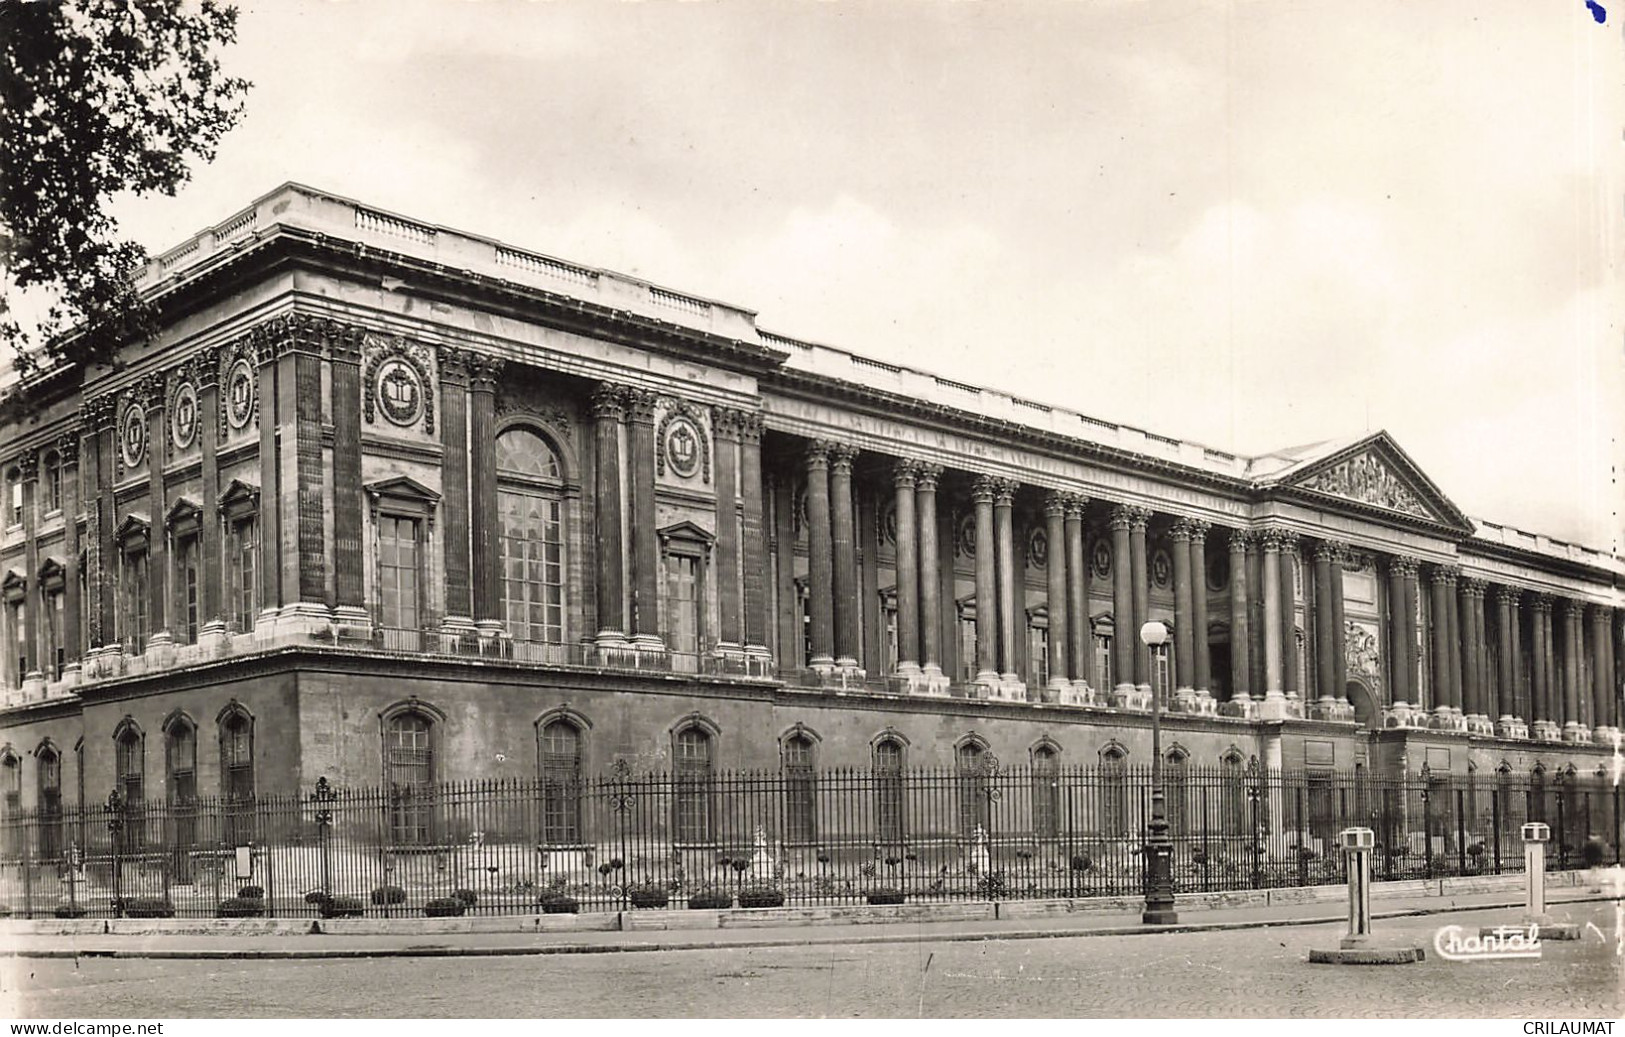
[114, 513, 151, 545]
[656, 519, 715, 544]
[364, 475, 440, 504]
[1268, 432, 1471, 532]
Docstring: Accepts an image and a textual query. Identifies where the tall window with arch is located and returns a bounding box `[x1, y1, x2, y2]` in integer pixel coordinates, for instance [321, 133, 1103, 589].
[42, 452, 61, 514]
[37, 745, 62, 860]
[114, 726, 144, 852]
[1220, 753, 1247, 836]
[956, 740, 991, 836]
[385, 711, 435, 845]
[782, 733, 817, 844]
[497, 428, 567, 644]
[121, 543, 149, 655]
[538, 718, 582, 846]
[1164, 749, 1189, 836]
[0, 752, 18, 816]
[220, 709, 255, 846]
[1031, 744, 1060, 839]
[873, 737, 905, 845]
[165, 718, 198, 881]
[1100, 746, 1128, 838]
[674, 726, 714, 844]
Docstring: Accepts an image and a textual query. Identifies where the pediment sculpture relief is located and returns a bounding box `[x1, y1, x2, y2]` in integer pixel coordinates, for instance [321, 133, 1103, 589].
[1299, 452, 1429, 519]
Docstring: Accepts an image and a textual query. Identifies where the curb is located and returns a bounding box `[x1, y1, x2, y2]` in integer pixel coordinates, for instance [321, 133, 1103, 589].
[7, 894, 1614, 960]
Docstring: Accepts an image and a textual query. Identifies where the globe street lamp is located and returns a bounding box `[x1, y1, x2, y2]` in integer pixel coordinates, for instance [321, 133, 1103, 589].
[1140, 619, 1177, 924]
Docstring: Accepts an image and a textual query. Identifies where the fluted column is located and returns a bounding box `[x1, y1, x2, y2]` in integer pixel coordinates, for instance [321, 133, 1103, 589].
[891, 461, 921, 676]
[1445, 567, 1464, 721]
[1259, 528, 1284, 706]
[804, 443, 835, 670]
[1530, 594, 1554, 737]
[739, 415, 769, 658]
[1494, 587, 1520, 735]
[712, 409, 742, 652]
[1189, 520, 1211, 701]
[1227, 529, 1251, 704]
[1589, 605, 1613, 742]
[141, 379, 171, 645]
[828, 444, 860, 670]
[1386, 558, 1409, 709]
[1463, 579, 1492, 732]
[193, 352, 221, 634]
[1401, 560, 1421, 710]
[1278, 531, 1300, 704]
[993, 479, 1019, 684]
[469, 357, 505, 629]
[972, 476, 999, 686]
[915, 465, 944, 680]
[1065, 496, 1091, 693]
[1042, 492, 1069, 694]
[590, 385, 627, 646]
[1128, 506, 1150, 692]
[1428, 566, 1457, 724]
[1314, 541, 1337, 706]
[1561, 599, 1584, 740]
[1111, 507, 1136, 696]
[1170, 518, 1195, 698]
[329, 331, 365, 629]
[438, 350, 474, 629]
[57, 436, 81, 680]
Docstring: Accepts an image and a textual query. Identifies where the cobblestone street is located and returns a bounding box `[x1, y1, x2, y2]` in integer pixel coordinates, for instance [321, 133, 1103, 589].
[7, 903, 1619, 1018]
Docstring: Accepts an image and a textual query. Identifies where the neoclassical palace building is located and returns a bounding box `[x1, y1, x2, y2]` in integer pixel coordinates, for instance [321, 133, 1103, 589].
[1, 184, 1621, 815]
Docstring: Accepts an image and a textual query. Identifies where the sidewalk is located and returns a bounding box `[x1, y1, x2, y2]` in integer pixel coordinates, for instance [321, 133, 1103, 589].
[0, 887, 1612, 960]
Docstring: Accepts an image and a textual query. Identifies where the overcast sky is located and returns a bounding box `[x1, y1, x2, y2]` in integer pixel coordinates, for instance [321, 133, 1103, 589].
[105, 0, 1623, 551]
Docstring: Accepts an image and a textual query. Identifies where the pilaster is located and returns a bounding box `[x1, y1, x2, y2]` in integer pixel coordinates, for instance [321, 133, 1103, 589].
[438, 347, 475, 634]
[625, 388, 662, 652]
[738, 413, 770, 659]
[711, 407, 743, 656]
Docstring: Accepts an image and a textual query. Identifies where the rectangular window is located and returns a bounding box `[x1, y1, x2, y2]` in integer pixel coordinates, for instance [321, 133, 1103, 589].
[45, 461, 61, 514]
[881, 593, 898, 671]
[39, 754, 62, 860]
[499, 493, 565, 643]
[46, 590, 64, 679]
[783, 742, 816, 844]
[178, 537, 200, 644]
[8, 480, 21, 527]
[1028, 620, 1049, 687]
[957, 606, 977, 683]
[1151, 643, 1172, 705]
[378, 516, 421, 631]
[7, 600, 24, 682]
[231, 518, 258, 633]
[1095, 633, 1113, 690]
[124, 551, 148, 654]
[663, 553, 700, 655]
[1031, 764, 1059, 839]
[222, 720, 255, 847]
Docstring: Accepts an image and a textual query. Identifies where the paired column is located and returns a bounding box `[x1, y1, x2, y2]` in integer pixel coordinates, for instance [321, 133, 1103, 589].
[1492, 587, 1523, 736]
[1064, 496, 1092, 693]
[1227, 529, 1251, 705]
[993, 479, 1019, 686]
[891, 461, 921, 676]
[1170, 519, 1195, 700]
[58, 435, 82, 683]
[1111, 507, 1137, 697]
[141, 378, 171, 647]
[712, 409, 742, 654]
[1386, 557, 1409, 710]
[1043, 491, 1069, 695]
[829, 444, 860, 670]
[625, 389, 662, 651]
[1189, 520, 1211, 700]
[1259, 528, 1285, 708]
[971, 476, 999, 685]
[439, 351, 476, 632]
[1464, 579, 1494, 733]
[1401, 560, 1421, 710]
[329, 330, 366, 633]
[1314, 541, 1338, 707]
[1561, 599, 1585, 740]
[195, 350, 223, 640]
[1588, 605, 1614, 742]
[1427, 565, 1458, 725]
[804, 443, 835, 670]
[1127, 506, 1150, 692]
[1529, 595, 1557, 740]
[591, 384, 627, 646]
[915, 465, 944, 680]
[738, 415, 770, 658]
[1278, 531, 1300, 706]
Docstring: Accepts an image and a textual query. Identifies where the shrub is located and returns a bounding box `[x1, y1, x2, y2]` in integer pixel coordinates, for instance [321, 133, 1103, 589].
[123, 897, 175, 918]
[236, 886, 265, 900]
[452, 888, 479, 907]
[304, 890, 329, 905]
[1190, 849, 1208, 866]
[54, 904, 87, 919]
[370, 885, 407, 906]
[687, 890, 732, 910]
[423, 897, 466, 917]
[319, 896, 364, 919]
[1582, 836, 1608, 868]
[737, 888, 785, 909]
[217, 897, 265, 918]
[537, 892, 578, 915]
[975, 871, 1009, 899]
[866, 888, 905, 906]
[1070, 854, 1093, 873]
[628, 884, 669, 909]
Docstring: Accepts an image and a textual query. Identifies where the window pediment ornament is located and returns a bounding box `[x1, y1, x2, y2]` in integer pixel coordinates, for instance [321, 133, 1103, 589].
[218, 479, 260, 522]
[366, 476, 440, 522]
[1296, 450, 1430, 520]
[166, 496, 203, 536]
[114, 513, 151, 551]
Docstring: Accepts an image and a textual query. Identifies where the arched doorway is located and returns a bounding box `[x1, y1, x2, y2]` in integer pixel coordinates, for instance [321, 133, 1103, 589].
[1347, 680, 1380, 729]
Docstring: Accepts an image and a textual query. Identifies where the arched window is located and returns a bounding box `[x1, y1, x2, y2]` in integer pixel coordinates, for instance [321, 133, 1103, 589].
[385, 711, 435, 845]
[673, 725, 714, 844]
[956, 740, 992, 836]
[782, 733, 817, 844]
[496, 428, 567, 644]
[538, 719, 582, 846]
[114, 724, 144, 852]
[37, 745, 62, 860]
[1220, 751, 1246, 836]
[1164, 748, 1189, 836]
[220, 708, 255, 846]
[1100, 746, 1128, 838]
[1031, 744, 1059, 839]
[873, 737, 905, 844]
[164, 717, 198, 881]
[0, 752, 18, 816]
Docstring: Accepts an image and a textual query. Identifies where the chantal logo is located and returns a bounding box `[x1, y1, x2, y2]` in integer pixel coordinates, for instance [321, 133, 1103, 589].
[1434, 924, 1543, 961]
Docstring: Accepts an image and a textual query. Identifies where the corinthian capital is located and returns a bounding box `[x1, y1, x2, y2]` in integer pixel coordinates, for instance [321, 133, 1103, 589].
[590, 382, 625, 421]
[1043, 490, 1069, 518]
[828, 442, 858, 474]
[1227, 528, 1251, 553]
[1168, 517, 1194, 542]
[992, 478, 1018, 507]
[804, 440, 833, 471]
[914, 463, 942, 492]
[892, 459, 920, 488]
[970, 474, 999, 505]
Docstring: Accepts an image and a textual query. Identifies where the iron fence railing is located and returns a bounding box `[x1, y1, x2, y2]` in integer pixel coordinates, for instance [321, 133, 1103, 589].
[1, 766, 1617, 919]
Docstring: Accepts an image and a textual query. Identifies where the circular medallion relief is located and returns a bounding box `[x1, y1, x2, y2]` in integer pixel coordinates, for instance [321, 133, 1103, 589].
[664, 416, 702, 478]
[1028, 528, 1048, 569]
[376, 358, 425, 428]
[120, 403, 147, 469]
[170, 382, 198, 451]
[226, 359, 255, 430]
[1151, 548, 1172, 589]
[956, 513, 977, 557]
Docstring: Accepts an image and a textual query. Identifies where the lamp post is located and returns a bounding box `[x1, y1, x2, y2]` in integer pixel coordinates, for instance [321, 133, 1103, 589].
[1140, 619, 1177, 924]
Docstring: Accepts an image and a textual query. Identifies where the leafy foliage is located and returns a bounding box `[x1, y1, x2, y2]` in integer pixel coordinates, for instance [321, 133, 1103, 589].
[0, 0, 249, 373]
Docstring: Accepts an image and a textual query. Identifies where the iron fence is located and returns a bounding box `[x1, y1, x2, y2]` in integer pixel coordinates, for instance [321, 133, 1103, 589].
[1, 765, 1618, 919]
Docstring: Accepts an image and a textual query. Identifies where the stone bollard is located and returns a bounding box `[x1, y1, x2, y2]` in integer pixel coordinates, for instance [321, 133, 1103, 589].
[1481, 821, 1578, 940]
[1308, 827, 1425, 964]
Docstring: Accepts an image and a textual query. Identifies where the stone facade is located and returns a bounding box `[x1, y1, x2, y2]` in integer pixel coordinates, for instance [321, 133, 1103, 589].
[0, 183, 1621, 813]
